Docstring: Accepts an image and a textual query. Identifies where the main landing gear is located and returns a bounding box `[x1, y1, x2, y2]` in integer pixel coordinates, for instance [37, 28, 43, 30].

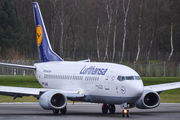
[102, 104, 116, 114]
[53, 106, 67, 115]
[102, 103, 130, 117]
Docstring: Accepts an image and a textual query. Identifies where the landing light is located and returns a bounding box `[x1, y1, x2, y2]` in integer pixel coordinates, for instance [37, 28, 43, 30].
[78, 92, 82, 94]
[123, 109, 127, 114]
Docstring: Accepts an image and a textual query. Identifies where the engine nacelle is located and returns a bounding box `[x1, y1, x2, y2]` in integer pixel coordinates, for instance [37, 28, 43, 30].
[39, 90, 67, 110]
[136, 90, 160, 109]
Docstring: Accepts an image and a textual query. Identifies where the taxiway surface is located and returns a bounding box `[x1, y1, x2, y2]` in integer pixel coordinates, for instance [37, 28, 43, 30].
[0, 103, 179, 120]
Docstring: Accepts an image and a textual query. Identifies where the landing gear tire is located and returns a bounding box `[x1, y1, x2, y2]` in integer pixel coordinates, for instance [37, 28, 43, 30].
[122, 113, 125, 117]
[53, 109, 59, 115]
[60, 106, 67, 114]
[122, 109, 129, 117]
[102, 104, 108, 114]
[109, 104, 115, 114]
[127, 111, 129, 117]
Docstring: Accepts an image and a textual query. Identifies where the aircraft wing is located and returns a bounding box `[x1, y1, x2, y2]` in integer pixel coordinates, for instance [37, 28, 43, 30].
[0, 86, 85, 99]
[0, 63, 36, 70]
[144, 82, 180, 92]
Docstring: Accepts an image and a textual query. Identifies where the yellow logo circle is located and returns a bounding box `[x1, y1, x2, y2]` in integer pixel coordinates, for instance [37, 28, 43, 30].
[36, 24, 43, 46]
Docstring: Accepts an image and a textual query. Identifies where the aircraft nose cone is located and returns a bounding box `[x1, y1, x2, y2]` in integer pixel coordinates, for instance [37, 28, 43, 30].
[131, 81, 144, 97]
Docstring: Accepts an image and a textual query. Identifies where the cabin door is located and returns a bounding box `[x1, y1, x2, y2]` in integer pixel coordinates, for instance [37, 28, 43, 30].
[104, 71, 112, 90]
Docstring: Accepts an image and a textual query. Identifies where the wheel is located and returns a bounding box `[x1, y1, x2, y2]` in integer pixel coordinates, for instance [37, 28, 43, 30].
[122, 112, 125, 117]
[60, 106, 67, 114]
[53, 109, 59, 115]
[122, 110, 125, 117]
[102, 103, 108, 114]
[109, 104, 115, 114]
[127, 110, 129, 117]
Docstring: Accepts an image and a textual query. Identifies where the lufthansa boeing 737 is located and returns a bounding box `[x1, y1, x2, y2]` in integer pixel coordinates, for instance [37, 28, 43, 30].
[0, 2, 180, 117]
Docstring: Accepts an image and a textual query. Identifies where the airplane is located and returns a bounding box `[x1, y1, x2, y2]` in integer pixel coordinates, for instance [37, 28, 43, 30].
[0, 2, 180, 117]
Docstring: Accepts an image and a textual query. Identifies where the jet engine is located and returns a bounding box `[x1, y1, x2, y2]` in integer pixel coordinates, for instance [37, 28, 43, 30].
[136, 90, 160, 109]
[39, 90, 67, 110]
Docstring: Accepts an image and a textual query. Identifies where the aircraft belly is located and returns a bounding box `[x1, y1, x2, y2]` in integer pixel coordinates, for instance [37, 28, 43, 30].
[74, 95, 140, 104]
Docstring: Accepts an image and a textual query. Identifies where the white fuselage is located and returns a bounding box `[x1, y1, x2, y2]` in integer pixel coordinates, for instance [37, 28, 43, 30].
[34, 61, 144, 104]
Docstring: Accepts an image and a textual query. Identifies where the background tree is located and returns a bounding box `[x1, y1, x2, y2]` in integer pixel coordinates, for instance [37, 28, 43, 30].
[1, 0, 180, 62]
[120, 0, 130, 63]
[0, 0, 31, 58]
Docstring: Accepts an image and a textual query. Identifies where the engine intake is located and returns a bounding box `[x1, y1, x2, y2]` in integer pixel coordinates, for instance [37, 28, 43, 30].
[39, 90, 67, 110]
[136, 90, 160, 109]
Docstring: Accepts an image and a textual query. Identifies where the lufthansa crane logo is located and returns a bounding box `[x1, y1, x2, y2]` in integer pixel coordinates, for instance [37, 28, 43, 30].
[121, 86, 126, 94]
[36, 24, 43, 46]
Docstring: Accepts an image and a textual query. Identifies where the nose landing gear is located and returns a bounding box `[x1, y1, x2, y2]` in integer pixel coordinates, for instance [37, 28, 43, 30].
[122, 109, 129, 117]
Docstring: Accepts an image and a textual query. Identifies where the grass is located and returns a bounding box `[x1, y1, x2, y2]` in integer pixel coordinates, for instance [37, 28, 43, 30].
[142, 77, 180, 86]
[0, 76, 41, 102]
[0, 76, 180, 103]
[0, 76, 41, 88]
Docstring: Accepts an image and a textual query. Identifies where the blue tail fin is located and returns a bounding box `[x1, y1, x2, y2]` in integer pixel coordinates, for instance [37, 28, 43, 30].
[32, 2, 63, 62]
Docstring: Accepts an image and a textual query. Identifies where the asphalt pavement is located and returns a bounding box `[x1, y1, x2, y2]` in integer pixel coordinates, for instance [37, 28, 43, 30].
[0, 103, 179, 120]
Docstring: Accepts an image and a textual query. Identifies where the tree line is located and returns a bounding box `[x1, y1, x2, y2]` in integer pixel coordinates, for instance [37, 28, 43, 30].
[0, 0, 180, 62]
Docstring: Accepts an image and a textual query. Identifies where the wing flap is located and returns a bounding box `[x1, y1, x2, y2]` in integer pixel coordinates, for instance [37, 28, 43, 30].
[144, 82, 180, 92]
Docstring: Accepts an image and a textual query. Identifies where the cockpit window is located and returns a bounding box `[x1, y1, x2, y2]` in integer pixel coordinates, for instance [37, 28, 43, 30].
[117, 76, 141, 81]
[117, 76, 121, 81]
[126, 76, 134, 80]
[117, 76, 125, 81]
[135, 76, 141, 80]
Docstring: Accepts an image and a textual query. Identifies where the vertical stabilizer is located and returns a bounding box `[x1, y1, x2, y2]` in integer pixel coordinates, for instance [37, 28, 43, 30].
[33, 2, 63, 62]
